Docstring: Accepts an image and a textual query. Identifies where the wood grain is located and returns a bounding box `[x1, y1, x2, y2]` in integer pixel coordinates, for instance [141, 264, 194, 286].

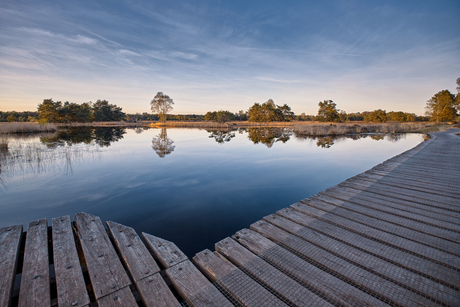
[107, 221, 160, 281]
[142, 232, 187, 268]
[165, 260, 232, 306]
[136, 273, 180, 307]
[215, 237, 332, 307]
[193, 249, 289, 307]
[0, 224, 22, 307]
[52, 216, 90, 307]
[18, 219, 50, 307]
[97, 286, 138, 307]
[74, 212, 131, 299]
[232, 228, 388, 307]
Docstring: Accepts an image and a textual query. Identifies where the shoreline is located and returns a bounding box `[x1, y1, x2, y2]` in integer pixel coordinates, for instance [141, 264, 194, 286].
[1, 121, 455, 136]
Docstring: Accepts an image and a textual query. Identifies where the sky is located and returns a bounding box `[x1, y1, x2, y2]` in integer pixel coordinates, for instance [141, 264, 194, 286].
[0, 0, 459, 115]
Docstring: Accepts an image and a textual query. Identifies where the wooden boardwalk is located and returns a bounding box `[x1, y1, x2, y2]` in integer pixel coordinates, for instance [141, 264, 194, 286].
[1, 129, 459, 307]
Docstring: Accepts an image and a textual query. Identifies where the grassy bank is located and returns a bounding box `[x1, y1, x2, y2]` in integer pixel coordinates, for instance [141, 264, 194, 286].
[0, 122, 57, 134]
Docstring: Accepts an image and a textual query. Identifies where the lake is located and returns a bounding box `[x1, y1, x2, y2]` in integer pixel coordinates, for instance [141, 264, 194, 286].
[0, 127, 424, 257]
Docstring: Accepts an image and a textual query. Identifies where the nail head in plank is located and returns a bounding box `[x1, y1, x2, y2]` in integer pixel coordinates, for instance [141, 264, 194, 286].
[52, 216, 90, 307]
[18, 219, 50, 307]
[74, 212, 131, 299]
[0, 224, 23, 307]
[136, 273, 180, 307]
[107, 221, 160, 281]
[142, 232, 187, 268]
[165, 260, 233, 307]
[97, 286, 138, 307]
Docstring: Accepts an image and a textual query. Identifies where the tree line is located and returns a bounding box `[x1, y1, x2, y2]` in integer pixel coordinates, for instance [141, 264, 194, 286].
[204, 99, 294, 123]
[35, 99, 126, 123]
[203, 99, 425, 123]
[313, 100, 427, 123]
[0, 111, 38, 122]
[3, 79, 459, 123]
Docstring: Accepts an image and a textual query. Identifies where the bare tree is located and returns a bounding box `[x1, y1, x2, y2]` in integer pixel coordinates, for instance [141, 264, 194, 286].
[150, 92, 174, 123]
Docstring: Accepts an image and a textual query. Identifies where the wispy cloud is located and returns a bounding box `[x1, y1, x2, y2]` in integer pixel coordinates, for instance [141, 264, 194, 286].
[170, 51, 198, 60]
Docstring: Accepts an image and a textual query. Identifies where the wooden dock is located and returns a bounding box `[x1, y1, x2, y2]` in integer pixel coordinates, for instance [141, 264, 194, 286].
[1, 129, 459, 307]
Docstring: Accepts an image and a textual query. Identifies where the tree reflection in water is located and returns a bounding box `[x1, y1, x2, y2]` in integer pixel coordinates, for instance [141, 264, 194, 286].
[293, 132, 406, 149]
[40, 127, 126, 148]
[207, 129, 236, 144]
[316, 137, 335, 148]
[246, 127, 292, 148]
[152, 128, 175, 158]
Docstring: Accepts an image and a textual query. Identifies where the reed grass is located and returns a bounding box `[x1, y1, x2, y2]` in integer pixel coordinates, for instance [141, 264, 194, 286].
[0, 122, 57, 134]
[0, 135, 101, 182]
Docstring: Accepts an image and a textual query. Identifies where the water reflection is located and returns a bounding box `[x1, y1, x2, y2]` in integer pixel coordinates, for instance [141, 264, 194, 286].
[245, 127, 292, 148]
[316, 137, 335, 148]
[0, 127, 128, 185]
[0, 127, 412, 187]
[0, 127, 423, 257]
[152, 128, 175, 158]
[207, 129, 236, 144]
[293, 132, 407, 148]
[40, 127, 126, 148]
[204, 127, 407, 149]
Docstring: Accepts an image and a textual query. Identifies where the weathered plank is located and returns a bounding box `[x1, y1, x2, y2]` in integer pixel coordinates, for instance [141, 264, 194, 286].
[250, 220, 442, 307]
[215, 237, 332, 307]
[322, 186, 460, 225]
[294, 200, 460, 264]
[354, 173, 460, 198]
[342, 181, 460, 212]
[107, 222, 180, 307]
[275, 207, 460, 282]
[194, 249, 289, 307]
[232, 228, 390, 307]
[136, 273, 180, 307]
[97, 286, 138, 307]
[340, 179, 459, 208]
[267, 211, 459, 305]
[52, 216, 90, 307]
[312, 193, 460, 238]
[142, 232, 188, 269]
[107, 221, 160, 281]
[165, 260, 233, 307]
[0, 224, 22, 307]
[74, 212, 131, 299]
[18, 219, 50, 307]
[365, 170, 459, 190]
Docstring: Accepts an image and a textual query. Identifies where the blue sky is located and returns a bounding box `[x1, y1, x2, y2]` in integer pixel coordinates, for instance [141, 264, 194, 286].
[0, 0, 459, 115]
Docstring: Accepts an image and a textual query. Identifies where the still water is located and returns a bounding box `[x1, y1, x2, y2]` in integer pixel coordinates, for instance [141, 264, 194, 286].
[0, 127, 423, 257]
